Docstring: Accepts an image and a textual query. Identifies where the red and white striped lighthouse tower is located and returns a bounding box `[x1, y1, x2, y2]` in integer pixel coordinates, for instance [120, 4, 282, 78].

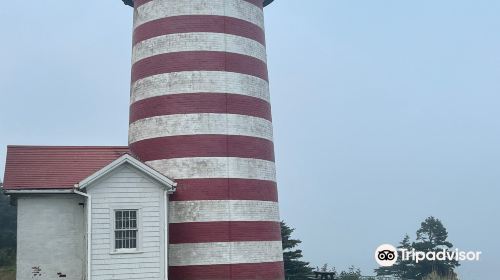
[123, 0, 284, 279]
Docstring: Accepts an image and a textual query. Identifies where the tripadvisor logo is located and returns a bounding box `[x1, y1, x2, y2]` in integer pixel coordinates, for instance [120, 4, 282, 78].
[375, 244, 399, 267]
[375, 244, 481, 267]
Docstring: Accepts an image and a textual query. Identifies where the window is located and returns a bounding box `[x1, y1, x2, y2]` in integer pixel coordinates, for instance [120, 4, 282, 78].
[114, 210, 138, 250]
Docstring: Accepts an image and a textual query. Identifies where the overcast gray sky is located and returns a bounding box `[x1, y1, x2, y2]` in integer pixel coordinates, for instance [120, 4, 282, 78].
[1, 1, 499, 279]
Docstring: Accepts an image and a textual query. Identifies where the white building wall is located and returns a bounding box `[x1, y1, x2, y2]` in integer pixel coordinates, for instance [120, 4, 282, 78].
[16, 194, 85, 280]
[86, 163, 166, 280]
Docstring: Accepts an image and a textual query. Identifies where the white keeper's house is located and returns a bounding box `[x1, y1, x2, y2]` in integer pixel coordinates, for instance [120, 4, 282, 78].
[3, 146, 176, 280]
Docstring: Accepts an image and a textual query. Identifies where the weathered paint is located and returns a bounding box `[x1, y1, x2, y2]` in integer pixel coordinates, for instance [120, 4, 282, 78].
[129, 113, 274, 144]
[147, 157, 276, 181]
[132, 32, 267, 64]
[86, 163, 168, 280]
[169, 200, 280, 223]
[169, 241, 283, 266]
[133, 15, 266, 46]
[133, 0, 265, 29]
[16, 195, 85, 280]
[131, 0, 268, 9]
[127, 0, 284, 278]
[131, 71, 270, 104]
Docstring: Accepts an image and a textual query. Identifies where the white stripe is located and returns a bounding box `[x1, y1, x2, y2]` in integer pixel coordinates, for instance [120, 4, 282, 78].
[134, 0, 264, 30]
[132, 32, 267, 64]
[169, 241, 283, 266]
[146, 157, 276, 181]
[169, 200, 280, 223]
[129, 113, 273, 144]
[131, 71, 270, 104]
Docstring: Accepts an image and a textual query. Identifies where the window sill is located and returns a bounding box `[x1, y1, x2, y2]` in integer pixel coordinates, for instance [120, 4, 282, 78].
[110, 249, 144, 255]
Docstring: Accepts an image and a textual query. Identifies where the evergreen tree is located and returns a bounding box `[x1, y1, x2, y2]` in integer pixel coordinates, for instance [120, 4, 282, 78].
[318, 265, 364, 280]
[374, 217, 459, 279]
[338, 266, 362, 280]
[318, 263, 336, 273]
[412, 217, 459, 278]
[375, 234, 415, 278]
[0, 181, 17, 267]
[281, 221, 313, 280]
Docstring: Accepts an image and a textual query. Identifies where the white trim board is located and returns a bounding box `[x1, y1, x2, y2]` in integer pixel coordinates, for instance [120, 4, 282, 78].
[77, 154, 176, 192]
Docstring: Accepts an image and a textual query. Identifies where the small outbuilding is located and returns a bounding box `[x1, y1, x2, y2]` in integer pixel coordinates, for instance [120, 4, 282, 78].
[3, 146, 176, 280]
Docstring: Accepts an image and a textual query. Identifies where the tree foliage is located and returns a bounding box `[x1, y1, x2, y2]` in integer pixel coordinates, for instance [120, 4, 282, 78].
[318, 264, 368, 280]
[412, 217, 459, 278]
[374, 234, 415, 279]
[375, 216, 459, 279]
[422, 269, 459, 280]
[0, 183, 17, 267]
[338, 266, 363, 280]
[281, 221, 313, 280]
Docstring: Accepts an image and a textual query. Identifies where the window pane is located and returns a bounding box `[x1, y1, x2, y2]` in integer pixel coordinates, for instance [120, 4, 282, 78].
[115, 231, 122, 249]
[114, 210, 138, 249]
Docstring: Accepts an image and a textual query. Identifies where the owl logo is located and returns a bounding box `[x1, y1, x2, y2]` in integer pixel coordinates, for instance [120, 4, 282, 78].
[375, 244, 398, 266]
[378, 250, 396, 261]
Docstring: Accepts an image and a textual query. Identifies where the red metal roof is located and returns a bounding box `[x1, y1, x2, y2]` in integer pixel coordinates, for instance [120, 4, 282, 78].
[3, 146, 130, 190]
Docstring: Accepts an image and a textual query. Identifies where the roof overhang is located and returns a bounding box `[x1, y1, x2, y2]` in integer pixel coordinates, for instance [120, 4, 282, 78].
[3, 189, 75, 195]
[76, 154, 176, 193]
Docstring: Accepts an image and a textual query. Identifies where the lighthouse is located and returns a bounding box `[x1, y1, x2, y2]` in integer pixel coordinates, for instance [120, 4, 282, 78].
[124, 0, 284, 279]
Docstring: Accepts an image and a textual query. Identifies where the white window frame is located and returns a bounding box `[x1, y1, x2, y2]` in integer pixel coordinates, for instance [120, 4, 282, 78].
[110, 207, 143, 254]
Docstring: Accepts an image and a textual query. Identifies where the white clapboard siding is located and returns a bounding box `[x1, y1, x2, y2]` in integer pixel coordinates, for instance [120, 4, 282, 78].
[87, 163, 167, 280]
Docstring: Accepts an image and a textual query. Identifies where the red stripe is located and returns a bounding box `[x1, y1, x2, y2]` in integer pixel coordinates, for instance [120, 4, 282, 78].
[169, 262, 285, 280]
[130, 93, 272, 123]
[134, 0, 263, 10]
[130, 135, 275, 161]
[133, 0, 152, 8]
[169, 221, 281, 244]
[132, 51, 268, 83]
[133, 15, 265, 46]
[169, 179, 278, 202]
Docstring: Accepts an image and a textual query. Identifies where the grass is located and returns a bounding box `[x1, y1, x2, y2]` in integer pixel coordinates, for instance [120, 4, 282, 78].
[0, 266, 16, 280]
